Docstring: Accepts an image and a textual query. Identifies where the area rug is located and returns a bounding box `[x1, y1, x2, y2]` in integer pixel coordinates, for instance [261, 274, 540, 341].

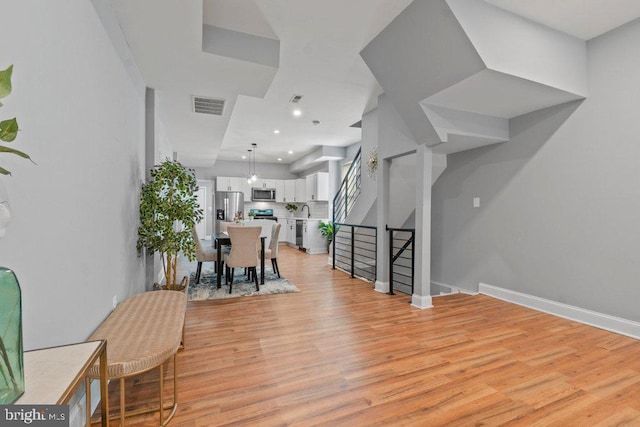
[187, 266, 300, 301]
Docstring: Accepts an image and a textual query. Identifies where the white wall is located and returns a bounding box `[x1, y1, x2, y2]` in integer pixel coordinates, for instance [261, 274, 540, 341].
[195, 160, 299, 180]
[446, 0, 588, 96]
[432, 19, 640, 322]
[0, 0, 146, 349]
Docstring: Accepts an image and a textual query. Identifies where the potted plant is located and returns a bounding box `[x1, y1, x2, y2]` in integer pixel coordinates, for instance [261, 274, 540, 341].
[317, 221, 336, 252]
[285, 203, 298, 216]
[137, 160, 203, 291]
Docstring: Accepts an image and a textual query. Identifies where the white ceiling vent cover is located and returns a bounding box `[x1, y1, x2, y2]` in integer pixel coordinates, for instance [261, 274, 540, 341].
[193, 96, 225, 116]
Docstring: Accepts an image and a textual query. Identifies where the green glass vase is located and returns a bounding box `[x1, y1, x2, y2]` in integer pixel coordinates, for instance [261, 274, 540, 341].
[0, 267, 24, 404]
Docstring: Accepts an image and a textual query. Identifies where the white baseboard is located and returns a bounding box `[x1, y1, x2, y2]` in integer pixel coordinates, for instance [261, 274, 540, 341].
[479, 282, 640, 340]
[431, 280, 477, 296]
[411, 294, 433, 310]
[374, 280, 389, 294]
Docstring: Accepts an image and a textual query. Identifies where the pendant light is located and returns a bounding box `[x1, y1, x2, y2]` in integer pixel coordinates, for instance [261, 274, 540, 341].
[251, 143, 258, 182]
[246, 149, 253, 184]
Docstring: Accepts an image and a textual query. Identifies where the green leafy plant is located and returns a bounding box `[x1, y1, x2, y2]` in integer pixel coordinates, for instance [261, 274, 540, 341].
[285, 203, 298, 212]
[0, 65, 33, 176]
[137, 160, 203, 290]
[317, 221, 336, 244]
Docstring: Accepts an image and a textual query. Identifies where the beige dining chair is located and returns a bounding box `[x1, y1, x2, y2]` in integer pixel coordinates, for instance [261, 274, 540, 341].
[192, 227, 218, 284]
[223, 226, 261, 293]
[260, 223, 282, 278]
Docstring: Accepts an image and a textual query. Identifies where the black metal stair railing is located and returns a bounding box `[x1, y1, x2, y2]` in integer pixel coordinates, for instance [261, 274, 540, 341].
[333, 148, 361, 224]
[387, 226, 415, 296]
[332, 223, 377, 282]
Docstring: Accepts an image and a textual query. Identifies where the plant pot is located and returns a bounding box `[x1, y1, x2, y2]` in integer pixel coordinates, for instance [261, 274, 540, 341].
[153, 275, 189, 293]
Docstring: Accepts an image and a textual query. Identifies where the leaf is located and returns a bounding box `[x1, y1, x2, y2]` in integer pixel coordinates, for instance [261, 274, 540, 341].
[0, 118, 18, 142]
[0, 65, 13, 100]
[0, 144, 31, 160]
[0, 166, 11, 176]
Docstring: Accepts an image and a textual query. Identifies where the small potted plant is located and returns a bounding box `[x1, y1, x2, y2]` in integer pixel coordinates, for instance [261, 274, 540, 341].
[317, 221, 336, 252]
[285, 203, 298, 216]
[248, 211, 256, 220]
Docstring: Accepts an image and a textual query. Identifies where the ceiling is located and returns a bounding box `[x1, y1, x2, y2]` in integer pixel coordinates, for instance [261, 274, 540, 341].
[485, 0, 640, 40]
[110, 0, 640, 169]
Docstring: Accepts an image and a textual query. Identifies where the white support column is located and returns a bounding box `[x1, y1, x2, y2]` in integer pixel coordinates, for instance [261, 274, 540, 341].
[375, 157, 390, 293]
[412, 144, 433, 309]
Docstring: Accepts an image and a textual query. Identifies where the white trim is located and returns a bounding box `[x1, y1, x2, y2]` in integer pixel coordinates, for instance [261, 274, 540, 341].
[479, 282, 640, 340]
[375, 280, 389, 293]
[411, 294, 433, 310]
[431, 280, 478, 295]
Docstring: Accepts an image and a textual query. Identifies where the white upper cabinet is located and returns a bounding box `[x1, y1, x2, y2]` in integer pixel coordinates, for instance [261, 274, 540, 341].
[283, 180, 296, 203]
[216, 176, 251, 202]
[274, 180, 285, 203]
[295, 179, 306, 202]
[305, 172, 329, 201]
[254, 179, 277, 189]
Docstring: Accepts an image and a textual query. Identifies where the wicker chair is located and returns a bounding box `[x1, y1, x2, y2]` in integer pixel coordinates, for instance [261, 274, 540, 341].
[223, 226, 261, 293]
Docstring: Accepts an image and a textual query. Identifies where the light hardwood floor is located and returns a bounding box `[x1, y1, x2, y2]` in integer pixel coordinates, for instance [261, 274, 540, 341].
[111, 245, 640, 426]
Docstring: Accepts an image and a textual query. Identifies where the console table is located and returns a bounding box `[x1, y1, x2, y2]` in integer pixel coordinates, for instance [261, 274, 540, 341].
[16, 340, 108, 427]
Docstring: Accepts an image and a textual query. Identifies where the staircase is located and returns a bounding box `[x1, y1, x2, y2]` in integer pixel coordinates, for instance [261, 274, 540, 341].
[333, 148, 361, 224]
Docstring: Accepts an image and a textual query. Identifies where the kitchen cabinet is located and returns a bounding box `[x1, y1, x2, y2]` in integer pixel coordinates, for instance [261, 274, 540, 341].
[305, 172, 329, 201]
[302, 219, 328, 254]
[255, 178, 277, 189]
[283, 180, 296, 203]
[216, 176, 251, 202]
[295, 178, 306, 202]
[275, 180, 286, 203]
[286, 219, 297, 245]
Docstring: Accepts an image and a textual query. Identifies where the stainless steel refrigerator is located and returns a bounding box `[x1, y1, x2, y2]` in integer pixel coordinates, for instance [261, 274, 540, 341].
[214, 191, 244, 234]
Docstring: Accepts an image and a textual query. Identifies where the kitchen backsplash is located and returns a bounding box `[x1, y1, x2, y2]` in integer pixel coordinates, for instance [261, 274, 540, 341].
[245, 201, 329, 220]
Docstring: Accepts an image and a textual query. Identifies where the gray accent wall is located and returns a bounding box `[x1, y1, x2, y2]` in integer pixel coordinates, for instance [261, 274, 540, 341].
[431, 18, 640, 322]
[0, 1, 146, 349]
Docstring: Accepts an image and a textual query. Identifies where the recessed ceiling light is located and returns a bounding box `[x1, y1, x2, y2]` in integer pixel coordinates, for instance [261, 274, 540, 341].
[288, 150, 294, 154]
[277, 158, 282, 161]
[292, 109, 302, 117]
[241, 155, 246, 159]
[274, 129, 280, 134]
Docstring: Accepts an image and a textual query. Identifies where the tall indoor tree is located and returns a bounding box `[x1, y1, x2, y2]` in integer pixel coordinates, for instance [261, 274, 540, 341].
[137, 160, 203, 290]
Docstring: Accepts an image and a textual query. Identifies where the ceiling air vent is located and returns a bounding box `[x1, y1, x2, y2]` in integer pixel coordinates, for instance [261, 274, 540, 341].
[193, 96, 225, 116]
[289, 94, 304, 103]
[350, 120, 362, 128]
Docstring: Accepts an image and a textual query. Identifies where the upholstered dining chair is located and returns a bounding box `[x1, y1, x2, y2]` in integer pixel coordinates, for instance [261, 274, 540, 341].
[260, 223, 282, 278]
[223, 225, 261, 293]
[191, 227, 218, 284]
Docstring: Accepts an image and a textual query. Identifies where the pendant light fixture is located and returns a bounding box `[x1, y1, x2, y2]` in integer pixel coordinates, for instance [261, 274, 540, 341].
[251, 143, 258, 182]
[246, 148, 253, 184]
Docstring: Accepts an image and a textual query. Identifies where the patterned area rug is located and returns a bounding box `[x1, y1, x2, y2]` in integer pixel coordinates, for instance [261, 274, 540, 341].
[187, 266, 300, 301]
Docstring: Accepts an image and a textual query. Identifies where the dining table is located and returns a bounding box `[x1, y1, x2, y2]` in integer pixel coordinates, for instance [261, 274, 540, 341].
[214, 232, 266, 288]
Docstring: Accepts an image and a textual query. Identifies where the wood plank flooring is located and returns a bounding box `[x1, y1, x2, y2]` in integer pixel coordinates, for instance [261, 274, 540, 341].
[109, 246, 640, 426]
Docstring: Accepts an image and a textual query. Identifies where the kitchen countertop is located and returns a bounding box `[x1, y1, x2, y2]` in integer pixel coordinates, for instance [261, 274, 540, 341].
[284, 217, 329, 221]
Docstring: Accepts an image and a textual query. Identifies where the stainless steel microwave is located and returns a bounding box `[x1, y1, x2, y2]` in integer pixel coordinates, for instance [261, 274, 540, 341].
[252, 187, 276, 201]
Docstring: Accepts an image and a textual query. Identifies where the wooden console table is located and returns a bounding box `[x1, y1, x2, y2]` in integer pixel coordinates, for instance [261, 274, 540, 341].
[15, 340, 108, 427]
